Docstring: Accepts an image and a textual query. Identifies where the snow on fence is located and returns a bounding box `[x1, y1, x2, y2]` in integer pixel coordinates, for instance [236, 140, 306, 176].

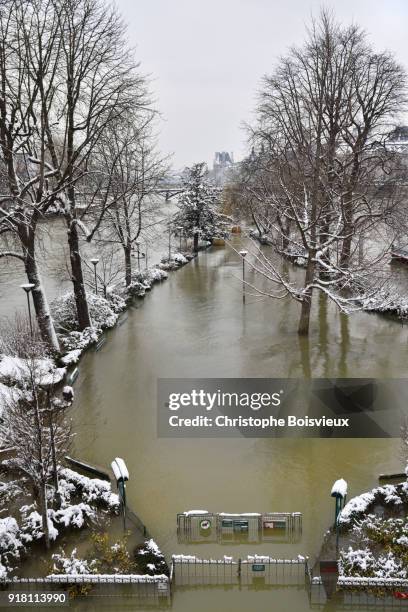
[177, 511, 302, 544]
[338, 577, 408, 588]
[0, 574, 168, 584]
[310, 576, 408, 608]
[172, 555, 238, 587]
[1, 574, 171, 602]
[171, 554, 309, 588]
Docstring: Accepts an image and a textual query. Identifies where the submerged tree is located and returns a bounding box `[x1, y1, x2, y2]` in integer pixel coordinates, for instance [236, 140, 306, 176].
[243, 11, 407, 335]
[173, 163, 230, 252]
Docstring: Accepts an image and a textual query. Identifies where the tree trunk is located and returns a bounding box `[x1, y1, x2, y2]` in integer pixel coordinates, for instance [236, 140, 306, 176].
[281, 235, 289, 251]
[298, 254, 316, 336]
[67, 219, 92, 330]
[193, 232, 199, 252]
[358, 234, 364, 264]
[124, 244, 132, 286]
[24, 236, 60, 353]
[39, 483, 50, 549]
[340, 215, 353, 268]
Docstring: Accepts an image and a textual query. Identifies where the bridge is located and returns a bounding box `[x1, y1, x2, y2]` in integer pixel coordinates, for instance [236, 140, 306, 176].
[391, 244, 408, 262]
[153, 187, 184, 201]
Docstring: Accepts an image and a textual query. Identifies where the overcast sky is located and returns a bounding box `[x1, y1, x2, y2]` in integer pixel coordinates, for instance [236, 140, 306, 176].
[117, 0, 408, 170]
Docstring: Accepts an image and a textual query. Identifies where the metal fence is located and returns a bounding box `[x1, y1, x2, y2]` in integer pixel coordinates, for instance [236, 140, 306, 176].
[241, 556, 307, 586]
[172, 554, 308, 589]
[338, 578, 408, 589]
[0, 575, 171, 606]
[177, 512, 302, 544]
[309, 576, 408, 608]
[172, 555, 238, 587]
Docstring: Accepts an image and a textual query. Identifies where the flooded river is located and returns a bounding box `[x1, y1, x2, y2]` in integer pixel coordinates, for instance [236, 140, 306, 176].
[66, 239, 406, 611]
[1, 220, 407, 611]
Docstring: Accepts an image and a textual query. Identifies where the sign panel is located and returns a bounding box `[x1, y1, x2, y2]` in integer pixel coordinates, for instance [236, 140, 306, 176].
[252, 564, 266, 572]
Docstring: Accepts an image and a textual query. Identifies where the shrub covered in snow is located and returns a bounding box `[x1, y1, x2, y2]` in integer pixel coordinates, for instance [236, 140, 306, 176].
[20, 507, 45, 543]
[51, 503, 95, 530]
[0, 356, 65, 389]
[125, 266, 169, 297]
[338, 486, 408, 581]
[339, 482, 408, 526]
[131, 268, 168, 286]
[0, 468, 119, 578]
[52, 548, 97, 575]
[51, 292, 125, 334]
[0, 517, 24, 577]
[158, 252, 191, 271]
[59, 468, 119, 512]
[51, 534, 157, 577]
[106, 293, 127, 314]
[339, 520, 408, 580]
[134, 539, 169, 576]
[60, 328, 99, 355]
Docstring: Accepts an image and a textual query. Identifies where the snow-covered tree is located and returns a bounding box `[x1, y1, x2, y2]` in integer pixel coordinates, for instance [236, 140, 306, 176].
[87, 111, 168, 287]
[173, 163, 230, 252]
[0, 0, 153, 338]
[0, 0, 62, 352]
[39, 0, 147, 330]
[0, 320, 72, 549]
[241, 11, 407, 335]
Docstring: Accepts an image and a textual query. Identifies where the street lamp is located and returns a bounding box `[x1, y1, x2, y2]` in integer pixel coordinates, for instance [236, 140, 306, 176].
[20, 283, 35, 336]
[239, 250, 248, 304]
[331, 478, 348, 550]
[168, 224, 172, 261]
[90, 258, 99, 295]
[111, 457, 129, 531]
[177, 226, 183, 252]
[135, 241, 141, 270]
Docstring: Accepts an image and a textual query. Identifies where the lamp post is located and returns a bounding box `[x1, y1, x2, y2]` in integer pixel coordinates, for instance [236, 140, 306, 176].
[135, 242, 141, 270]
[177, 226, 183, 252]
[331, 479, 348, 551]
[168, 224, 172, 261]
[239, 250, 248, 304]
[20, 283, 35, 337]
[111, 458, 129, 531]
[90, 258, 99, 294]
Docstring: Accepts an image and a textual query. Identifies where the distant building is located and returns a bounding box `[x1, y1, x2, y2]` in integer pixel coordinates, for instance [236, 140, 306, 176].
[212, 151, 235, 186]
[386, 126, 408, 153]
[214, 151, 234, 167]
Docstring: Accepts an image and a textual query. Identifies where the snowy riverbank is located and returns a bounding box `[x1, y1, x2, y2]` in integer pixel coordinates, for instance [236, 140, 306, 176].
[0, 249, 197, 579]
[54, 252, 195, 368]
[337, 471, 408, 583]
